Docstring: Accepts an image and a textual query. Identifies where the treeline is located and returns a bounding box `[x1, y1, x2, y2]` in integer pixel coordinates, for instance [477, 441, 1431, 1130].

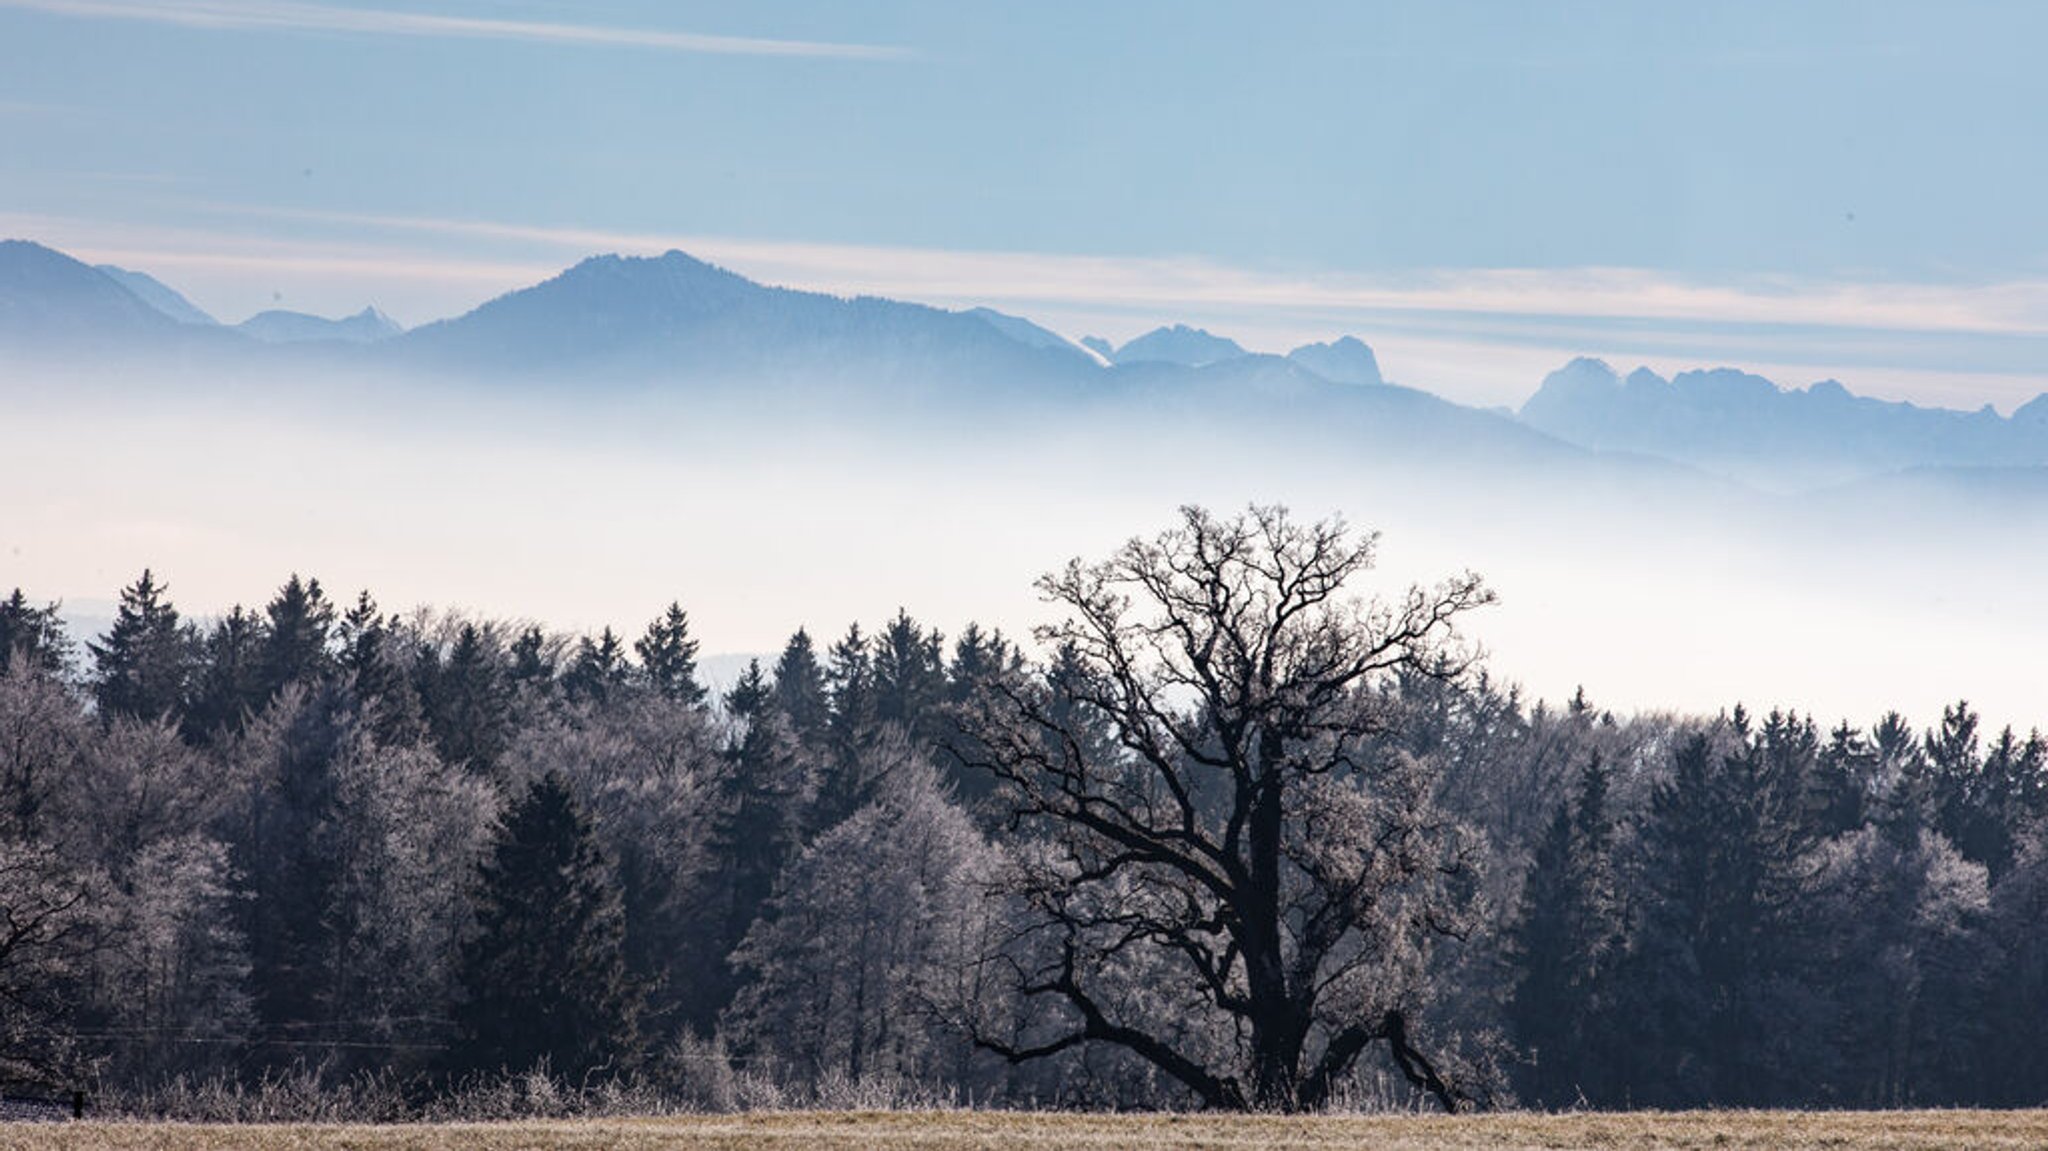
[0, 554, 2045, 1112]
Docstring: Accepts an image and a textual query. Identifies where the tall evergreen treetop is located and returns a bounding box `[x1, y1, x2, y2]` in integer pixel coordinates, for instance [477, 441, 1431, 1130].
[0, 590, 73, 679]
[258, 574, 336, 701]
[90, 569, 193, 724]
[562, 628, 631, 707]
[634, 602, 705, 707]
[770, 627, 828, 740]
[181, 606, 264, 745]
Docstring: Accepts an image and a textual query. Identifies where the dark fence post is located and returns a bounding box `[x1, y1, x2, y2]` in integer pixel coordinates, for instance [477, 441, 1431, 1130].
[71, 1090, 84, 1120]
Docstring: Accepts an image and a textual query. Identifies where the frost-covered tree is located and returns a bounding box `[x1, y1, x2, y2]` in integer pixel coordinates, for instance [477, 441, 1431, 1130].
[728, 752, 997, 1086]
[327, 734, 498, 1061]
[93, 835, 252, 1082]
[0, 841, 95, 1092]
[507, 693, 721, 1038]
[0, 660, 88, 841]
[959, 505, 1493, 1111]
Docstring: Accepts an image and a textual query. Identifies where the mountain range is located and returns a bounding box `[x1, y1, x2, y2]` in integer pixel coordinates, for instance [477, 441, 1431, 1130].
[4, 237, 2046, 495]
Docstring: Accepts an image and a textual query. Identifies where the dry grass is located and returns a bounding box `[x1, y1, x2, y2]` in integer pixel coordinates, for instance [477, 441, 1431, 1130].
[3, 1110, 2046, 1150]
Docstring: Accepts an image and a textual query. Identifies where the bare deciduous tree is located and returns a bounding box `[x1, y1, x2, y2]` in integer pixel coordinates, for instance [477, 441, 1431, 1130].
[958, 504, 1492, 1111]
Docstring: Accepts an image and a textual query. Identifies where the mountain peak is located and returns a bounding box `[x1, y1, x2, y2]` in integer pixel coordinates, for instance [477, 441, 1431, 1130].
[1286, 336, 1383, 385]
[0, 238, 181, 340]
[1114, 324, 1246, 367]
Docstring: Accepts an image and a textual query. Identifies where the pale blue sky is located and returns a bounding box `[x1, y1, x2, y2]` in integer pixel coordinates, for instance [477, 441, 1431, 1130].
[4, 0, 2047, 407]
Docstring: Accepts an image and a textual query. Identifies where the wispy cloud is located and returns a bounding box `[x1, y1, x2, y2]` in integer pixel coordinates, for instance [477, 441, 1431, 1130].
[224, 204, 2048, 343]
[0, 0, 909, 59]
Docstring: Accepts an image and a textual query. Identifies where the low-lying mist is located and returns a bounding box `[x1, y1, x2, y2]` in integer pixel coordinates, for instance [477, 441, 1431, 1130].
[6, 354, 2043, 729]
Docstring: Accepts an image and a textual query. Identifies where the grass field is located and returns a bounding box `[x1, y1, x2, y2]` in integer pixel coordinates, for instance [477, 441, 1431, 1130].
[3, 1110, 2045, 1150]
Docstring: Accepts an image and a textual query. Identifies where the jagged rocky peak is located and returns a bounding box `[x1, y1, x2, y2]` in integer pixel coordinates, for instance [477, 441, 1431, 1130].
[1671, 366, 1782, 403]
[1523, 356, 1621, 411]
[1286, 335, 1383, 385]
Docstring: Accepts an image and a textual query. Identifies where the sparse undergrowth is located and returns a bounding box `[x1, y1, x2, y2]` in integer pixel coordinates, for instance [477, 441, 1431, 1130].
[4, 1111, 2048, 1151]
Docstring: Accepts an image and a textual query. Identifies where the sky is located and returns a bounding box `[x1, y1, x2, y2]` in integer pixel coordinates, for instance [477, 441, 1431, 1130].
[4, 0, 2048, 409]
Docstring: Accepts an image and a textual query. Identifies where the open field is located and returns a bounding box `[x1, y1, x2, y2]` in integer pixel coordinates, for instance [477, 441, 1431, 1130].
[5, 1111, 2047, 1150]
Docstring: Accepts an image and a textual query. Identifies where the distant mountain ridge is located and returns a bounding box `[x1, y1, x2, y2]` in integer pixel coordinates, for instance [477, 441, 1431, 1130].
[239, 306, 401, 344]
[1520, 356, 2048, 487]
[394, 249, 1101, 393]
[7, 236, 2045, 496]
[0, 240, 182, 343]
[0, 241, 400, 357]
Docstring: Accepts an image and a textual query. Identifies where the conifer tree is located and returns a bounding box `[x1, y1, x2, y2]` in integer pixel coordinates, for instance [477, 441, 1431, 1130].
[634, 602, 706, 707]
[453, 772, 640, 1080]
[180, 606, 265, 745]
[336, 592, 424, 746]
[257, 575, 335, 702]
[1508, 755, 1623, 1105]
[562, 628, 631, 708]
[90, 570, 193, 724]
[770, 628, 829, 742]
[871, 608, 945, 742]
[508, 625, 557, 690]
[418, 624, 511, 775]
[0, 590, 72, 679]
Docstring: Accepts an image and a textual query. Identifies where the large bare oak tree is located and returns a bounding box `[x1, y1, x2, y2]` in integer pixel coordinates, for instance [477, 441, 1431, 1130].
[959, 505, 1492, 1111]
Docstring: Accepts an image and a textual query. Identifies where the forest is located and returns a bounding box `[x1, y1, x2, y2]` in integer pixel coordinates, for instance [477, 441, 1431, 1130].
[0, 504, 2044, 1116]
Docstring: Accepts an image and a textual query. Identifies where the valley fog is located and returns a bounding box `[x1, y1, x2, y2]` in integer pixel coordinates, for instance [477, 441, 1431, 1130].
[6, 353, 2041, 729]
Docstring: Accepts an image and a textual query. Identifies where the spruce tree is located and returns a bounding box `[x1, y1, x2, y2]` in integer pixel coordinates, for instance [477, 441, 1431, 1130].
[770, 627, 829, 742]
[336, 592, 424, 746]
[0, 589, 72, 678]
[633, 602, 705, 707]
[181, 606, 264, 745]
[1508, 755, 1623, 1106]
[871, 608, 944, 742]
[561, 628, 631, 707]
[90, 569, 193, 724]
[453, 772, 640, 1079]
[418, 624, 510, 775]
[257, 574, 335, 702]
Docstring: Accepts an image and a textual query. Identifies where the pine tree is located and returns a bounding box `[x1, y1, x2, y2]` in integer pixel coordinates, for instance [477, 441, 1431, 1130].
[453, 772, 640, 1079]
[561, 628, 631, 708]
[336, 592, 424, 746]
[815, 624, 877, 828]
[257, 575, 335, 702]
[180, 606, 265, 745]
[770, 628, 829, 743]
[508, 626, 557, 691]
[418, 624, 511, 775]
[1508, 755, 1623, 1106]
[0, 590, 73, 678]
[633, 602, 706, 707]
[710, 661, 814, 999]
[90, 570, 193, 724]
[871, 608, 944, 742]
